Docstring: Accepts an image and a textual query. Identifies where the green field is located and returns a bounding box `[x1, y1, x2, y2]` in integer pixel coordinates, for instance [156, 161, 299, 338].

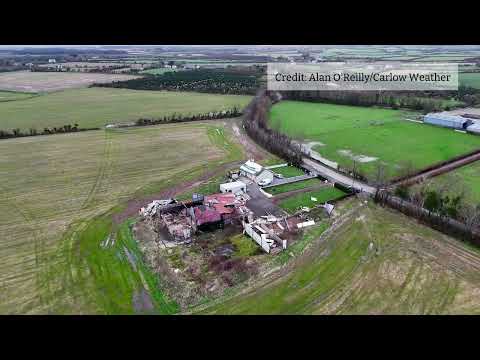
[271, 166, 305, 178]
[460, 73, 480, 89]
[0, 87, 252, 131]
[196, 200, 480, 314]
[413, 162, 480, 206]
[0, 90, 37, 102]
[278, 187, 346, 213]
[266, 178, 323, 195]
[0, 121, 244, 314]
[269, 101, 480, 180]
[140, 68, 177, 75]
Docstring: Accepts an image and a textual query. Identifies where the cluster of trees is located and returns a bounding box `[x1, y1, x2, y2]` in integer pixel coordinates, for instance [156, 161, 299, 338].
[242, 90, 303, 166]
[0, 124, 99, 140]
[95, 69, 260, 95]
[279, 90, 464, 113]
[377, 187, 480, 245]
[133, 107, 242, 127]
[390, 175, 480, 243]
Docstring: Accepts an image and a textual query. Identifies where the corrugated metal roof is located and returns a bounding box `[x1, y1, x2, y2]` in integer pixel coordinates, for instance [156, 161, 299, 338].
[194, 205, 222, 226]
[424, 112, 468, 124]
[467, 122, 480, 133]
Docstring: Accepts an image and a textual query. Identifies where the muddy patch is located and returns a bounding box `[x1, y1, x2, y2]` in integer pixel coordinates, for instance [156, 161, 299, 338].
[338, 149, 378, 163]
[132, 287, 155, 313]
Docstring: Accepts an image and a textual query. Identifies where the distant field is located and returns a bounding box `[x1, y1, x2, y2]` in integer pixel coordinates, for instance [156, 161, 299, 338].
[0, 90, 37, 102]
[198, 200, 480, 314]
[140, 68, 177, 75]
[278, 187, 346, 213]
[38, 62, 125, 69]
[0, 87, 252, 131]
[460, 73, 480, 89]
[0, 71, 140, 92]
[0, 122, 243, 314]
[270, 101, 480, 180]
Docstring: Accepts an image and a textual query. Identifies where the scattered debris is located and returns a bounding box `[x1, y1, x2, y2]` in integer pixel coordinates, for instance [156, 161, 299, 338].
[297, 220, 315, 229]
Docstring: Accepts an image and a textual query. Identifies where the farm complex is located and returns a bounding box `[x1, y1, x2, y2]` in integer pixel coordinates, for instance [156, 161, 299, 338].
[2, 45, 480, 315]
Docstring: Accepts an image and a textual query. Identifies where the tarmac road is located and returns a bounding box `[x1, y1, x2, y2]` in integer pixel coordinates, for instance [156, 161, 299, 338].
[302, 157, 377, 195]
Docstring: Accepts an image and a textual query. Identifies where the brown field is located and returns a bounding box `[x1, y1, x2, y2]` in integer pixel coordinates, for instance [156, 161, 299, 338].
[38, 62, 126, 69]
[0, 71, 140, 92]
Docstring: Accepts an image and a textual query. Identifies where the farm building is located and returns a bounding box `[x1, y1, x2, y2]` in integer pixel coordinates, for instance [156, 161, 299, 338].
[467, 122, 480, 135]
[240, 160, 263, 179]
[255, 169, 274, 186]
[424, 113, 473, 130]
[220, 181, 247, 194]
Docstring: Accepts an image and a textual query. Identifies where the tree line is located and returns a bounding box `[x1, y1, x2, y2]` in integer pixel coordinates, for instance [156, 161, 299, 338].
[133, 107, 242, 127]
[0, 124, 97, 139]
[242, 90, 303, 166]
[376, 188, 480, 246]
[0, 107, 243, 140]
[279, 86, 480, 113]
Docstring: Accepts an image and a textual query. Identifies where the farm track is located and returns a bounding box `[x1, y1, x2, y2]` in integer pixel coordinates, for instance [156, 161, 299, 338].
[81, 130, 113, 209]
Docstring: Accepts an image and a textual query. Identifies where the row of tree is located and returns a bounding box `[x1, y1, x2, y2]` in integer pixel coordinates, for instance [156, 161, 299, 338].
[242, 90, 303, 166]
[133, 107, 242, 127]
[384, 171, 480, 245]
[281, 90, 437, 113]
[0, 108, 244, 140]
[0, 124, 94, 139]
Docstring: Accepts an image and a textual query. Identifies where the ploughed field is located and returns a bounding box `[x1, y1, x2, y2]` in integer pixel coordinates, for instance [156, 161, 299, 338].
[269, 101, 480, 181]
[0, 71, 140, 92]
[0, 87, 252, 131]
[196, 199, 480, 314]
[0, 122, 242, 314]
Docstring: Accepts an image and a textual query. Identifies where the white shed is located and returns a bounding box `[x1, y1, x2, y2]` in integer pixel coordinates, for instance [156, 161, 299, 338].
[220, 181, 247, 194]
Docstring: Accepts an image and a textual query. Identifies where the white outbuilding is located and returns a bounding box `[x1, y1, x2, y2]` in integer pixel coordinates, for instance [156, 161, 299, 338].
[220, 181, 247, 194]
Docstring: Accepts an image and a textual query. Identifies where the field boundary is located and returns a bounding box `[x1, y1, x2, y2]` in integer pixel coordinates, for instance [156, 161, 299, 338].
[390, 148, 480, 187]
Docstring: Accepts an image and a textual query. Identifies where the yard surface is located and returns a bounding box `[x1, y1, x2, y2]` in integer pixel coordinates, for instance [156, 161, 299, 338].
[0, 71, 139, 92]
[196, 199, 480, 314]
[278, 187, 346, 213]
[0, 87, 252, 131]
[0, 121, 244, 314]
[270, 101, 480, 181]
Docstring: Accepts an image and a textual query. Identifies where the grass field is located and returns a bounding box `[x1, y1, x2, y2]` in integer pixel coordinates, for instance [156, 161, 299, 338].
[197, 200, 480, 314]
[412, 162, 480, 206]
[0, 71, 139, 92]
[460, 73, 480, 89]
[140, 68, 177, 75]
[0, 87, 252, 131]
[278, 187, 346, 213]
[0, 90, 37, 102]
[269, 101, 480, 180]
[0, 121, 244, 314]
[265, 178, 323, 195]
[271, 166, 305, 178]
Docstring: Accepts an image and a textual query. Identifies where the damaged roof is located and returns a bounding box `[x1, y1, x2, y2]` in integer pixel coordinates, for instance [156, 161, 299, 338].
[193, 205, 222, 226]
